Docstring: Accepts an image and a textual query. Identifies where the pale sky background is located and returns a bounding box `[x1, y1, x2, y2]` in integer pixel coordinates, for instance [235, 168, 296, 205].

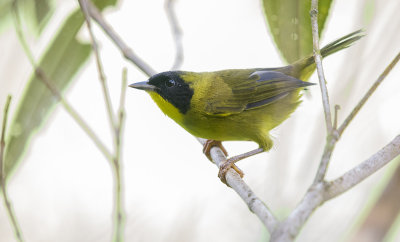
[1, 0, 400, 241]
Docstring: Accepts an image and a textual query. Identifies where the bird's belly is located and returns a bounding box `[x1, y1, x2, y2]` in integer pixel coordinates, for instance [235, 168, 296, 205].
[181, 112, 264, 142]
[180, 93, 301, 144]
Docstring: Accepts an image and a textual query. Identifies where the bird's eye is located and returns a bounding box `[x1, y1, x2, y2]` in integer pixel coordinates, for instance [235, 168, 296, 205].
[166, 79, 176, 88]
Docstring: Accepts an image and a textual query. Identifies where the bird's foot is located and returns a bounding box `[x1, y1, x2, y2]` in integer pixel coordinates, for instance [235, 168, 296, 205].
[218, 158, 244, 185]
[217, 147, 265, 185]
[203, 140, 228, 160]
[203, 140, 244, 185]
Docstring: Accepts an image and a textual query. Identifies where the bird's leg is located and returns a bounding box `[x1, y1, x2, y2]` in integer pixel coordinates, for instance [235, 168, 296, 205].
[218, 147, 264, 184]
[203, 140, 244, 178]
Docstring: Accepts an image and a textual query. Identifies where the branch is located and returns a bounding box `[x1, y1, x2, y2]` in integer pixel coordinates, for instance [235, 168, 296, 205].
[86, 1, 157, 76]
[337, 51, 400, 136]
[310, 0, 333, 134]
[197, 138, 278, 233]
[165, 0, 184, 70]
[79, 2, 128, 241]
[312, 51, 400, 186]
[268, 3, 400, 241]
[310, 0, 337, 184]
[110, 68, 128, 242]
[1, 96, 24, 242]
[325, 135, 400, 199]
[78, 0, 117, 130]
[271, 135, 400, 241]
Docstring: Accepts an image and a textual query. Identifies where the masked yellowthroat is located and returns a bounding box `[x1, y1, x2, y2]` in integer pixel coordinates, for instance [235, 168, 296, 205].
[129, 30, 363, 183]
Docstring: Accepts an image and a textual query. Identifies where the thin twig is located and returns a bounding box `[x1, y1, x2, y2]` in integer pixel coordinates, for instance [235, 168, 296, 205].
[337, 51, 400, 136]
[313, 51, 400, 184]
[12, 4, 113, 161]
[86, 1, 157, 76]
[118, 68, 128, 129]
[310, 0, 336, 184]
[1, 96, 24, 242]
[78, 0, 117, 130]
[80, 2, 127, 240]
[312, 138, 337, 185]
[165, 0, 184, 70]
[310, 0, 333, 133]
[111, 68, 127, 242]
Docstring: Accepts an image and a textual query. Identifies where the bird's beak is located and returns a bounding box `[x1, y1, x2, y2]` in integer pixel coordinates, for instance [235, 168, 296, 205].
[129, 81, 157, 92]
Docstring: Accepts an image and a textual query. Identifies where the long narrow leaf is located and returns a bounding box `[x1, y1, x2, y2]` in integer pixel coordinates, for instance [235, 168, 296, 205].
[262, 0, 332, 63]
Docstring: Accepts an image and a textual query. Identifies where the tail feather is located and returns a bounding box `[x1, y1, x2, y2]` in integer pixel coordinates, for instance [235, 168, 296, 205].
[321, 29, 364, 58]
[290, 29, 364, 80]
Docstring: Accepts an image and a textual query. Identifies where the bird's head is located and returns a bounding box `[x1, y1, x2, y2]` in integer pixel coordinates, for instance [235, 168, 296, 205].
[129, 71, 194, 114]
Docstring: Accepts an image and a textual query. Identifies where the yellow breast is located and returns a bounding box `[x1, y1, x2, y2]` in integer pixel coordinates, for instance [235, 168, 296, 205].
[149, 92, 184, 124]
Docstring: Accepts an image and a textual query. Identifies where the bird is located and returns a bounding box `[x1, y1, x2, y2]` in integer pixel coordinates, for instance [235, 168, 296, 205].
[129, 30, 363, 184]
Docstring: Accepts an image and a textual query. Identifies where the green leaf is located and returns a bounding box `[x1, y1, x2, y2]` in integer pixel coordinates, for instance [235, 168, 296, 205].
[4, 0, 118, 178]
[0, 0, 14, 33]
[33, 0, 53, 34]
[0, 0, 54, 35]
[262, 0, 333, 63]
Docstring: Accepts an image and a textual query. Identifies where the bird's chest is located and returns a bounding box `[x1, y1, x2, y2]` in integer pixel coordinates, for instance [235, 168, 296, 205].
[149, 92, 184, 124]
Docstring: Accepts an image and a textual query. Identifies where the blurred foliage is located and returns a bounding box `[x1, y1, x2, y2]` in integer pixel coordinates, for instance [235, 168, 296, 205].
[4, 0, 118, 178]
[262, 0, 332, 63]
[0, 0, 54, 35]
[363, 0, 375, 25]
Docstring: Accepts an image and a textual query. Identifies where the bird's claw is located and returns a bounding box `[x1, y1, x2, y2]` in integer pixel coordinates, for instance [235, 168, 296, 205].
[218, 159, 244, 186]
[203, 140, 228, 161]
[203, 140, 244, 186]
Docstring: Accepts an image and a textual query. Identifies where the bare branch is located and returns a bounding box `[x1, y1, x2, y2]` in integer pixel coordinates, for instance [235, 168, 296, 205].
[165, 0, 184, 70]
[270, 3, 400, 241]
[325, 135, 400, 199]
[111, 69, 128, 242]
[118, 68, 128, 130]
[78, 0, 117, 130]
[197, 138, 278, 233]
[272, 135, 400, 242]
[310, 0, 336, 184]
[86, 1, 157, 76]
[1, 95, 24, 242]
[337, 52, 400, 136]
[310, 0, 333, 134]
[80, 2, 128, 241]
[312, 137, 337, 185]
[313, 51, 400, 186]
